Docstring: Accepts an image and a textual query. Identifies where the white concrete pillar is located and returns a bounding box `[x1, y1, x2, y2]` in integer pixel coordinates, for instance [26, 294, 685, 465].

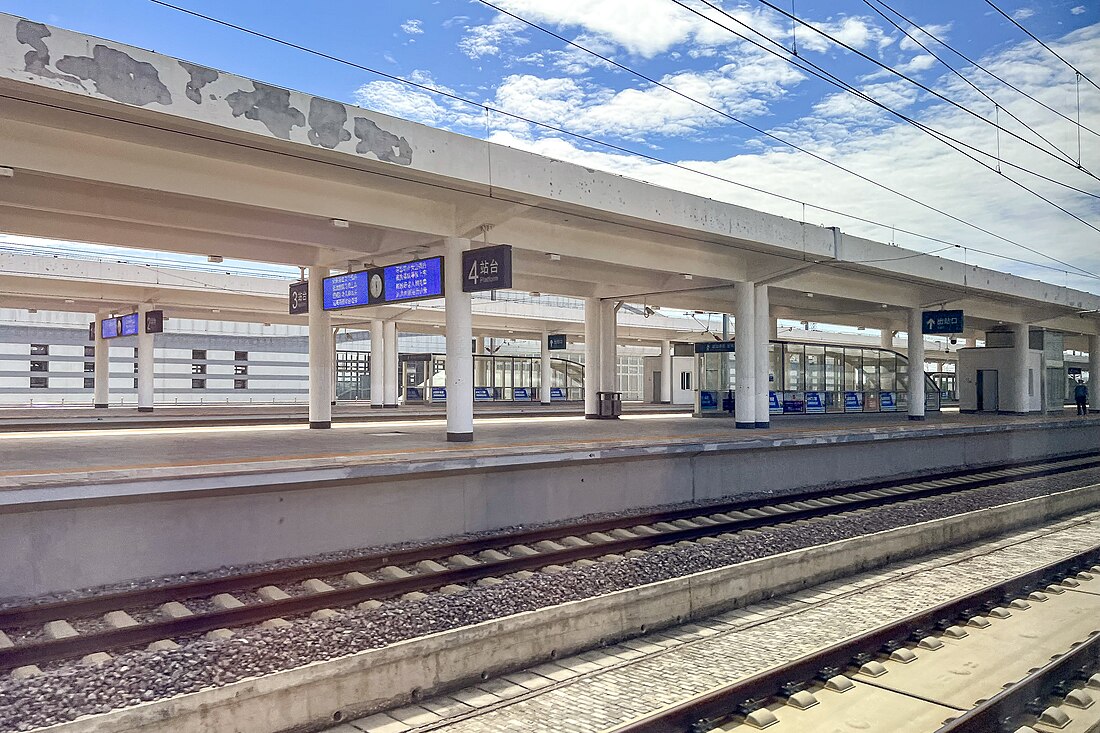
[1012, 322, 1030, 413]
[907, 308, 925, 421]
[600, 301, 618, 396]
[880, 328, 893, 349]
[584, 297, 602, 418]
[370, 319, 384, 408]
[444, 237, 474, 441]
[659, 339, 672, 404]
[769, 317, 779, 340]
[1089, 334, 1100, 413]
[93, 310, 110, 408]
[137, 308, 155, 412]
[754, 285, 770, 428]
[307, 267, 333, 428]
[734, 282, 756, 429]
[540, 331, 553, 405]
[383, 320, 398, 407]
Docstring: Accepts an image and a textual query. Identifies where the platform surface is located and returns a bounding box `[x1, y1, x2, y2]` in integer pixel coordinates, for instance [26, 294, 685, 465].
[0, 408, 1092, 490]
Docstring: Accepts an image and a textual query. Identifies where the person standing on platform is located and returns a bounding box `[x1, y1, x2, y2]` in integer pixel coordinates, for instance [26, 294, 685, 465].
[1074, 380, 1089, 416]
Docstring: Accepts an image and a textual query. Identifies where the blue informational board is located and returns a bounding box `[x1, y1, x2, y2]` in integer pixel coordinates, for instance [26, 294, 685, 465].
[550, 387, 565, 401]
[513, 387, 530, 400]
[844, 391, 864, 412]
[880, 391, 897, 411]
[101, 312, 139, 339]
[782, 394, 805, 414]
[474, 387, 492, 401]
[431, 387, 447, 401]
[922, 310, 964, 335]
[406, 387, 422, 401]
[547, 334, 567, 350]
[700, 391, 718, 411]
[805, 391, 825, 413]
[769, 391, 782, 415]
[323, 257, 444, 310]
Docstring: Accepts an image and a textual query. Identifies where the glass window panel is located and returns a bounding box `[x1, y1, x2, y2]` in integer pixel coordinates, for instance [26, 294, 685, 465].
[843, 348, 862, 391]
[804, 345, 825, 391]
[784, 344, 804, 392]
[879, 351, 896, 391]
[862, 348, 880, 391]
[824, 347, 843, 392]
[769, 343, 782, 392]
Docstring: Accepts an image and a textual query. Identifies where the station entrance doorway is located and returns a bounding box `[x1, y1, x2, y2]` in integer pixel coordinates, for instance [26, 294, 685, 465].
[976, 369, 999, 412]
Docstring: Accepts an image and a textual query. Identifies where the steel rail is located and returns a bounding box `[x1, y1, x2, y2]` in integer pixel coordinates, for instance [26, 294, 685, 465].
[2, 453, 1098, 670]
[607, 544, 1100, 733]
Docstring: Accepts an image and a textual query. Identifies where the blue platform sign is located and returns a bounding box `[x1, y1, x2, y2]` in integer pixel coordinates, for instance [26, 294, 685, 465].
[880, 391, 897, 411]
[844, 391, 864, 412]
[700, 391, 718, 411]
[769, 391, 782, 415]
[101, 312, 139, 339]
[323, 257, 444, 310]
[805, 391, 825, 414]
[513, 387, 530, 401]
[694, 341, 736, 353]
[431, 386, 447, 401]
[782, 394, 805, 414]
[547, 334, 567, 350]
[550, 387, 565, 401]
[922, 310, 964, 335]
[474, 387, 493, 401]
[406, 387, 422, 401]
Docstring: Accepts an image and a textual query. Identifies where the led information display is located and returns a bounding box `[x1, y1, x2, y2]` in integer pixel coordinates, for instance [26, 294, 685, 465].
[323, 256, 444, 310]
[101, 313, 140, 339]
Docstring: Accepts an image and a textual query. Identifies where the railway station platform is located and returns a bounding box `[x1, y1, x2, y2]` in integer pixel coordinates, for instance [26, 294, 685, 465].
[4, 410, 1098, 598]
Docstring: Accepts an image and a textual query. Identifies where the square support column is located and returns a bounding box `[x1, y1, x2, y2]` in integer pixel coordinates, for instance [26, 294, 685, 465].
[93, 310, 110, 408]
[659, 339, 672, 404]
[600, 301, 618, 395]
[540, 331, 553, 405]
[137, 307, 155, 413]
[444, 237, 474, 442]
[734, 282, 756, 429]
[754, 285, 770, 428]
[1011, 322, 1030, 414]
[907, 308, 925, 421]
[584, 297, 602, 418]
[1090, 335, 1100, 413]
[370, 320, 384, 408]
[307, 266, 333, 428]
[383, 320, 398, 407]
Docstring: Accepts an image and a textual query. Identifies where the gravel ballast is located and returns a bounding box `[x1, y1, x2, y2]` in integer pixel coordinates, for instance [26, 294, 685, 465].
[2, 468, 1099, 732]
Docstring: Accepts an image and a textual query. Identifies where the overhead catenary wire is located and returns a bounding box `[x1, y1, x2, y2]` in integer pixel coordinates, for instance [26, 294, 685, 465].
[752, 0, 1097, 178]
[673, 0, 1100, 204]
[861, 0, 1083, 166]
[144, 0, 1099, 284]
[870, 0, 1100, 140]
[479, 0, 1100, 277]
[984, 0, 1100, 94]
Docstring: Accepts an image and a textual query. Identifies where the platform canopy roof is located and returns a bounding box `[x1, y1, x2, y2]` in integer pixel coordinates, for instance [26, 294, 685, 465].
[1, 13, 1098, 346]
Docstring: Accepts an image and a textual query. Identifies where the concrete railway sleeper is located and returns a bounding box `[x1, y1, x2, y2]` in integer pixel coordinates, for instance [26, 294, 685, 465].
[3, 452, 1100, 675]
[609, 545, 1100, 733]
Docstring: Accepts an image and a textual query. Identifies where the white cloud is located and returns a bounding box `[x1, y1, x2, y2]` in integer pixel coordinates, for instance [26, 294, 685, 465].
[795, 16, 894, 54]
[898, 22, 952, 52]
[1012, 7, 1036, 20]
[896, 53, 938, 73]
[401, 19, 424, 35]
[353, 71, 482, 130]
[458, 15, 528, 59]
[1071, 5, 1086, 14]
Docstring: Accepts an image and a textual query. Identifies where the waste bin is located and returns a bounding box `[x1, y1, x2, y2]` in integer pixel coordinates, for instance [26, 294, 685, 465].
[596, 391, 622, 419]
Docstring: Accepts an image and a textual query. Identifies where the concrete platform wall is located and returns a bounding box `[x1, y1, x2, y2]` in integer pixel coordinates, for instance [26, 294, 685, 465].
[5, 420, 1100, 597]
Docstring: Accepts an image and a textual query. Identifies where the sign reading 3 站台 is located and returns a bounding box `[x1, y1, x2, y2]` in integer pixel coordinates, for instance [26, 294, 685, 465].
[462, 244, 512, 293]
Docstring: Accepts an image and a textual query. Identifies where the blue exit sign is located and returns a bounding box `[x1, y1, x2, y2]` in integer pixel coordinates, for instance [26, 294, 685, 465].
[922, 310, 964, 335]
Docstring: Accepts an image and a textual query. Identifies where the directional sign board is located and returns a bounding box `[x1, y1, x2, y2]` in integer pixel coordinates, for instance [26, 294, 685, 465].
[462, 244, 512, 292]
[922, 310, 964, 335]
[694, 341, 736, 353]
[547, 334, 567, 350]
[289, 281, 309, 315]
[101, 313, 140, 339]
[323, 257, 444, 311]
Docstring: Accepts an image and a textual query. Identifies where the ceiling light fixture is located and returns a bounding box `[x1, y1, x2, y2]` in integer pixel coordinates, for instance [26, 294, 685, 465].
[331, 219, 349, 228]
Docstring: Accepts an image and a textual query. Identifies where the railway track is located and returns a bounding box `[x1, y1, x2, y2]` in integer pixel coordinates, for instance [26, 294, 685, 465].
[3, 452, 1100, 676]
[609, 541, 1100, 733]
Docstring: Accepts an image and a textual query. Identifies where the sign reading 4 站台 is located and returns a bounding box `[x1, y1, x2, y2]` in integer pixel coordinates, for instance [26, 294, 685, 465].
[462, 244, 512, 293]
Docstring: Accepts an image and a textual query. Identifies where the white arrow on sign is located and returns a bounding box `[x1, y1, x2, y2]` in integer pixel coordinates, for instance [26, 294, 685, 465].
[926, 317, 936, 329]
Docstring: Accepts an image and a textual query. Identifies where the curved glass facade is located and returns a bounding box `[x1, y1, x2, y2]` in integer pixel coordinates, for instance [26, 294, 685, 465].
[695, 340, 941, 415]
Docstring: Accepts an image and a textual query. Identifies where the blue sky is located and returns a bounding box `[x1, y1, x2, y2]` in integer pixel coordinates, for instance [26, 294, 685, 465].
[2, 0, 1099, 292]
